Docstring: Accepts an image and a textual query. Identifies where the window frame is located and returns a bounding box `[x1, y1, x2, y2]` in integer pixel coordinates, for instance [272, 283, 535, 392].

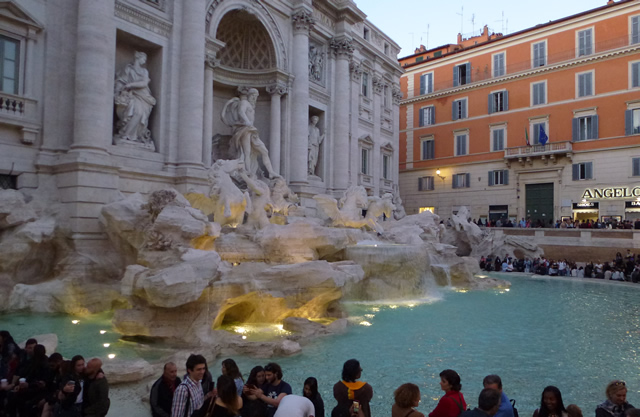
[452, 173, 471, 189]
[419, 71, 434, 95]
[624, 105, 640, 136]
[453, 62, 471, 87]
[529, 118, 549, 145]
[488, 169, 509, 186]
[576, 70, 595, 98]
[531, 80, 547, 106]
[630, 14, 639, 45]
[572, 162, 594, 181]
[488, 89, 509, 113]
[452, 97, 468, 121]
[454, 130, 469, 156]
[360, 147, 369, 175]
[361, 72, 369, 97]
[630, 60, 640, 89]
[576, 27, 594, 57]
[490, 124, 507, 152]
[382, 154, 391, 180]
[420, 136, 435, 160]
[418, 176, 435, 191]
[419, 105, 435, 127]
[632, 157, 640, 177]
[531, 40, 547, 68]
[492, 51, 506, 78]
[0, 34, 20, 95]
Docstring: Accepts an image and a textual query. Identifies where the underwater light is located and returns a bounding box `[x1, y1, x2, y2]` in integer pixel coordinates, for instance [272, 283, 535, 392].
[242, 335, 247, 340]
[99, 330, 107, 334]
[359, 321, 372, 326]
[71, 320, 79, 324]
[108, 354, 115, 359]
[364, 314, 375, 319]
[103, 343, 110, 348]
[389, 305, 398, 309]
[235, 327, 247, 334]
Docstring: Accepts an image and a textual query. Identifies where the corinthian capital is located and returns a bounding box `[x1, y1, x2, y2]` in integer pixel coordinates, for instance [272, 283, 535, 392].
[330, 37, 354, 59]
[205, 54, 220, 69]
[292, 10, 314, 33]
[266, 82, 288, 96]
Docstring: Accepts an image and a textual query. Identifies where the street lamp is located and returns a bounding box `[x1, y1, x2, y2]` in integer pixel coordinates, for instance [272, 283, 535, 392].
[436, 169, 446, 181]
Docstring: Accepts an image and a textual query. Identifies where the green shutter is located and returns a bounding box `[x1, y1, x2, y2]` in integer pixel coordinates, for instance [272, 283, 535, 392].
[488, 171, 494, 186]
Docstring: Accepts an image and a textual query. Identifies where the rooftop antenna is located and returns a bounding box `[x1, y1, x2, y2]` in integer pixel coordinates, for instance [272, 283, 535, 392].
[470, 13, 475, 34]
[456, 6, 464, 36]
[496, 11, 506, 34]
[426, 24, 430, 49]
[506, 18, 508, 34]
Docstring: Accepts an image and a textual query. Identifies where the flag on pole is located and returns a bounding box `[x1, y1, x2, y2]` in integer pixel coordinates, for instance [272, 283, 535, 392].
[525, 127, 531, 146]
[539, 124, 549, 145]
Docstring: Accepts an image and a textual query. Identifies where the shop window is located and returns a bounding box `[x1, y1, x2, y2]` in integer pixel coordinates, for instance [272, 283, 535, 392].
[531, 81, 546, 106]
[626, 108, 640, 135]
[572, 162, 593, 181]
[418, 176, 434, 191]
[532, 41, 546, 67]
[572, 115, 598, 141]
[419, 72, 433, 95]
[577, 28, 593, 57]
[454, 132, 468, 156]
[452, 98, 467, 120]
[632, 157, 640, 177]
[419, 106, 435, 126]
[453, 63, 470, 87]
[489, 169, 509, 186]
[0, 174, 17, 189]
[488, 91, 508, 113]
[419, 207, 434, 213]
[421, 138, 435, 160]
[452, 173, 470, 189]
[577, 71, 594, 97]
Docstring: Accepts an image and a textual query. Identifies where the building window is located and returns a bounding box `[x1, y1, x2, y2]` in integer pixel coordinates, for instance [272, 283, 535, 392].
[572, 115, 598, 141]
[488, 169, 509, 186]
[532, 81, 546, 106]
[419, 207, 435, 213]
[531, 121, 548, 145]
[363, 27, 370, 40]
[420, 72, 433, 95]
[0, 35, 19, 94]
[577, 71, 594, 97]
[493, 52, 505, 77]
[384, 43, 389, 55]
[383, 85, 389, 108]
[418, 176, 434, 191]
[452, 98, 467, 120]
[361, 72, 369, 97]
[488, 91, 509, 113]
[452, 173, 470, 189]
[455, 133, 468, 156]
[361, 148, 369, 174]
[532, 41, 546, 67]
[492, 128, 505, 151]
[633, 157, 640, 176]
[416, 56, 424, 63]
[577, 28, 593, 57]
[625, 108, 640, 135]
[572, 162, 593, 181]
[631, 62, 640, 88]
[419, 106, 435, 127]
[382, 154, 391, 179]
[421, 138, 435, 160]
[0, 174, 17, 190]
[631, 16, 639, 45]
[453, 63, 470, 87]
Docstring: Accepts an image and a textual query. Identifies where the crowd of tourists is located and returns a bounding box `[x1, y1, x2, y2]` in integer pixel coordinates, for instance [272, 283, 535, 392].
[479, 250, 640, 283]
[2, 332, 638, 417]
[468, 217, 640, 229]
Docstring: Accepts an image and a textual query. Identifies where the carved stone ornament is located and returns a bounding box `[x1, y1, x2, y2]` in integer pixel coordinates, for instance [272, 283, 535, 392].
[205, 54, 220, 69]
[309, 44, 324, 83]
[266, 82, 288, 96]
[349, 61, 362, 82]
[392, 87, 403, 104]
[330, 37, 354, 59]
[292, 9, 314, 33]
[372, 76, 384, 95]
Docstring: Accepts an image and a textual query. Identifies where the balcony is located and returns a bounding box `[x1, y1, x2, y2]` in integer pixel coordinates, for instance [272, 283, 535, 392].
[0, 92, 39, 144]
[504, 141, 572, 166]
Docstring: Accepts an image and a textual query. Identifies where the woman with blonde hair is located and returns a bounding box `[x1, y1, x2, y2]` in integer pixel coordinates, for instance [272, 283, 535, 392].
[392, 383, 425, 417]
[596, 380, 634, 417]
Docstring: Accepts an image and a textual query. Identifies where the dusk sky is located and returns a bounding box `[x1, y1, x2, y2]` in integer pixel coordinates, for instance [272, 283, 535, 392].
[357, 0, 613, 58]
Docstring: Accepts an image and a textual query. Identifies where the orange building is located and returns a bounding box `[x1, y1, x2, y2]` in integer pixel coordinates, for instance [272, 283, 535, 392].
[398, 0, 640, 226]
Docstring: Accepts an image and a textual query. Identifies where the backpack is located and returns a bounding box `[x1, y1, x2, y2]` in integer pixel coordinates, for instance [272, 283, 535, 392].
[510, 399, 519, 417]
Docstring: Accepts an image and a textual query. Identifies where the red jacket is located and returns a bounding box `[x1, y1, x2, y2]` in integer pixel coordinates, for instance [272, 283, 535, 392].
[429, 391, 467, 417]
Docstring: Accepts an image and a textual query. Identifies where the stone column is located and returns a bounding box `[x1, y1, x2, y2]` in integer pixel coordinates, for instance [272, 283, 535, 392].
[177, 0, 206, 168]
[290, 9, 314, 185]
[371, 74, 384, 195]
[392, 87, 403, 186]
[266, 82, 287, 175]
[24, 30, 37, 97]
[331, 37, 353, 192]
[71, 0, 116, 153]
[348, 60, 362, 186]
[202, 55, 218, 167]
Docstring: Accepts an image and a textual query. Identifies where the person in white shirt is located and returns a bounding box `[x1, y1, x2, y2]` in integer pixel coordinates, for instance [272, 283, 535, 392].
[273, 395, 315, 417]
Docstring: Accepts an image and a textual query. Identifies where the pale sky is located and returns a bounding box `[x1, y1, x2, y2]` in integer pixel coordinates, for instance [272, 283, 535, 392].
[357, 0, 613, 58]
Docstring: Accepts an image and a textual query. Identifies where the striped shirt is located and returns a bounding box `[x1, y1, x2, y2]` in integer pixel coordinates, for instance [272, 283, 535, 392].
[171, 376, 203, 417]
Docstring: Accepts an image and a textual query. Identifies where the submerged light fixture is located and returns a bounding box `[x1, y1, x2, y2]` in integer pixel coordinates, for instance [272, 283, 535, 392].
[71, 320, 79, 324]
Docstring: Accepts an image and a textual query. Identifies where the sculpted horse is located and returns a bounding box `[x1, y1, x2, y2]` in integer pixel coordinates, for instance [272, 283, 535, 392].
[365, 193, 396, 223]
[207, 159, 249, 227]
[314, 185, 385, 234]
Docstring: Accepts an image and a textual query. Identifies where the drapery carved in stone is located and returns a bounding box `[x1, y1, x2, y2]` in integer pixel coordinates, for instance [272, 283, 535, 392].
[309, 43, 324, 83]
[216, 10, 276, 70]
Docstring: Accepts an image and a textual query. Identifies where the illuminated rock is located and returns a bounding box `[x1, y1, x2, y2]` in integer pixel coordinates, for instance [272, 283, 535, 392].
[102, 359, 155, 384]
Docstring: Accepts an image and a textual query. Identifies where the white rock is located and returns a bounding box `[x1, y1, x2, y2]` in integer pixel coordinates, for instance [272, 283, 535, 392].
[102, 359, 155, 385]
[0, 190, 36, 230]
[278, 340, 302, 356]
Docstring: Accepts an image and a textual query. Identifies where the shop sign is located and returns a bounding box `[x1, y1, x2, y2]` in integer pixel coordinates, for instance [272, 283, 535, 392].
[572, 202, 599, 209]
[625, 201, 640, 208]
[582, 186, 640, 200]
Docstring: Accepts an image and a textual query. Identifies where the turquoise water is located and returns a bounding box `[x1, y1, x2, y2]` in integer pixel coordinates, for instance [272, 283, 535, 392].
[2, 275, 640, 416]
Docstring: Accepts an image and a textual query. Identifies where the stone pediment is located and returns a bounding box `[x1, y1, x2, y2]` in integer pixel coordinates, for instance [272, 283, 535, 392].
[0, 1, 43, 31]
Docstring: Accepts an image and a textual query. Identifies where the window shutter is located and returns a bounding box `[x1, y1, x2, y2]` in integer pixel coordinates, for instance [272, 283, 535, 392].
[578, 74, 585, 96]
[420, 74, 426, 95]
[587, 73, 593, 96]
[488, 94, 494, 114]
[461, 99, 467, 119]
[572, 118, 579, 142]
[572, 164, 579, 181]
[633, 16, 640, 44]
[488, 171, 494, 186]
[418, 177, 423, 191]
[419, 108, 425, 127]
[453, 65, 459, 87]
[428, 74, 433, 93]
[452, 175, 458, 189]
[626, 110, 634, 136]
[633, 158, 640, 176]
[503, 91, 509, 111]
[633, 62, 640, 88]
[586, 30, 592, 55]
[465, 173, 471, 188]
[430, 107, 436, 125]
[504, 170, 509, 185]
[452, 101, 458, 120]
[586, 162, 593, 179]
[578, 31, 585, 56]
[465, 63, 471, 84]
[591, 115, 599, 139]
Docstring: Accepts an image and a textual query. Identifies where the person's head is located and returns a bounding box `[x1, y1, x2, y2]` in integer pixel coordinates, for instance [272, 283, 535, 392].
[540, 386, 565, 415]
[216, 375, 240, 414]
[221, 358, 241, 379]
[32, 344, 47, 364]
[483, 375, 503, 393]
[48, 352, 63, 371]
[85, 358, 103, 379]
[264, 362, 282, 384]
[341, 359, 362, 382]
[247, 88, 259, 105]
[0, 330, 13, 346]
[163, 362, 178, 381]
[605, 380, 628, 406]
[71, 355, 85, 375]
[303, 377, 318, 399]
[439, 369, 462, 392]
[478, 388, 501, 415]
[185, 354, 207, 382]
[134, 51, 147, 65]
[624, 408, 640, 417]
[567, 404, 583, 417]
[311, 116, 319, 125]
[394, 383, 421, 409]
[25, 338, 37, 356]
[247, 366, 265, 387]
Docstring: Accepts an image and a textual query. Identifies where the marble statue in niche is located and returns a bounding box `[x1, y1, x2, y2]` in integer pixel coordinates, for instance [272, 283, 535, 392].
[221, 87, 279, 179]
[114, 51, 156, 150]
[309, 44, 324, 83]
[307, 116, 324, 177]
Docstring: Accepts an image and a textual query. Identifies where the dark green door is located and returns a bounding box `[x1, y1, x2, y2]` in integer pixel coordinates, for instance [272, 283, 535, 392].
[526, 183, 554, 227]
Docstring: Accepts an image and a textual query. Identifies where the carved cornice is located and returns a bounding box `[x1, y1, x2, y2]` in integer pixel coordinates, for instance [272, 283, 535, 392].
[114, 0, 172, 38]
[292, 9, 315, 34]
[330, 37, 354, 59]
[349, 60, 362, 81]
[266, 82, 288, 96]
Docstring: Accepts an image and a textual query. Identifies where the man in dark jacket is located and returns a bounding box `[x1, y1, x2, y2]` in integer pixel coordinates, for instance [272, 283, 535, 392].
[460, 389, 501, 417]
[82, 358, 110, 417]
[150, 362, 181, 417]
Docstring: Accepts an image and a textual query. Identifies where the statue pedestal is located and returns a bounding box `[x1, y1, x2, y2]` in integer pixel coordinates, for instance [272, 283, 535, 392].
[114, 136, 156, 152]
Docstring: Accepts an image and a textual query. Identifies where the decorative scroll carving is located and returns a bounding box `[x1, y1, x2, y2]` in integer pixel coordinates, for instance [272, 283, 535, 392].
[330, 37, 353, 59]
[292, 9, 314, 33]
[349, 61, 362, 82]
[372, 76, 384, 95]
[266, 82, 288, 96]
[205, 54, 220, 69]
[392, 87, 403, 105]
